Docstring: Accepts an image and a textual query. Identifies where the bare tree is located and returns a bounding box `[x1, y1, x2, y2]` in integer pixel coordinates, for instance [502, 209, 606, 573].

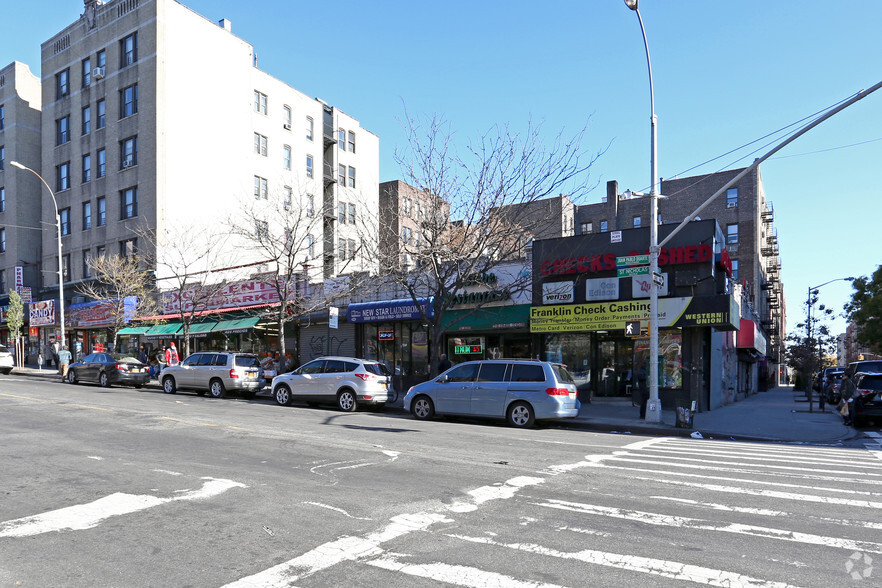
[137, 226, 240, 357]
[6, 290, 25, 368]
[75, 253, 163, 351]
[366, 114, 603, 375]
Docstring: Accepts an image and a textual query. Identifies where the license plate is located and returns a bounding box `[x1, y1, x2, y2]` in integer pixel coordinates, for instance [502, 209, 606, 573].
[246, 370, 257, 377]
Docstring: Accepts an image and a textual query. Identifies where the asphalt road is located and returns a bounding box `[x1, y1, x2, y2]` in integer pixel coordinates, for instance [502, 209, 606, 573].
[1, 376, 880, 587]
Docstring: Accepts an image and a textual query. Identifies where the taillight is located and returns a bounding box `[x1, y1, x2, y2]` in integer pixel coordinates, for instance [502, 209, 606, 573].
[546, 388, 570, 396]
[857, 388, 874, 396]
[229, 369, 240, 379]
[355, 372, 377, 381]
[116, 364, 127, 371]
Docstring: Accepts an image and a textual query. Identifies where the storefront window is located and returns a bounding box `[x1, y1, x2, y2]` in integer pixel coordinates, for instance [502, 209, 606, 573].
[634, 331, 683, 389]
[544, 333, 593, 390]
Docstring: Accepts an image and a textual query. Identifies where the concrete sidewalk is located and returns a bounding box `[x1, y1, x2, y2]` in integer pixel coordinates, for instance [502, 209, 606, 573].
[5, 366, 856, 443]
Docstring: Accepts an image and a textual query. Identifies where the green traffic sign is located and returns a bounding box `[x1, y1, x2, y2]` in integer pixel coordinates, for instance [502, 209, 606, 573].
[617, 266, 650, 277]
[616, 254, 650, 267]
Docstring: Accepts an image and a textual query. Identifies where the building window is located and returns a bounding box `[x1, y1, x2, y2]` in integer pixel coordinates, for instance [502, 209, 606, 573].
[402, 198, 411, 217]
[56, 68, 70, 99]
[0, 104, 4, 130]
[254, 132, 268, 156]
[97, 99, 106, 128]
[580, 221, 593, 234]
[306, 193, 315, 217]
[338, 164, 346, 185]
[307, 234, 315, 258]
[0, 187, 5, 212]
[96, 49, 106, 69]
[348, 131, 356, 153]
[0, 269, 4, 293]
[338, 202, 346, 223]
[82, 201, 92, 230]
[254, 175, 268, 199]
[97, 148, 106, 178]
[120, 238, 137, 260]
[283, 186, 292, 209]
[337, 128, 345, 150]
[120, 187, 138, 219]
[60, 207, 71, 235]
[82, 154, 91, 183]
[600, 220, 608, 232]
[82, 250, 92, 278]
[0, 228, 5, 252]
[731, 259, 739, 281]
[348, 203, 356, 225]
[97, 196, 106, 226]
[401, 226, 413, 244]
[338, 239, 346, 262]
[0, 146, 4, 171]
[348, 166, 356, 188]
[56, 115, 71, 145]
[282, 145, 291, 169]
[96, 244, 105, 259]
[120, 84, 138, 118]
[256, 220, 269, 240]
[254, 90, 267, 114]
[306, 155, 314, 178]
[306, 117, 314, 141]
[62, 254, 71, 281]
[348, 239, 356, 260]
[633, 216, 642, 228]
[727, 223, 739, 244]
[283, 105, 292, 127]
[57, 162, 71, 191]
[81, 57, 91, 87]
[82, 105, 91, 135]
[120, 32, 138, 67]
[727, 188, 738, 208]
[120, 136, 137, 168]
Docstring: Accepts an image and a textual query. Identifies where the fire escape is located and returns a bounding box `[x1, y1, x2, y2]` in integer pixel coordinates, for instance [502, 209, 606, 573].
[760, 204, 781, 362]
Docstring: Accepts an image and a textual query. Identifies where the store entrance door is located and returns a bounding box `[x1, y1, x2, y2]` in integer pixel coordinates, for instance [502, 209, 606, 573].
[596, 338, 635, 397]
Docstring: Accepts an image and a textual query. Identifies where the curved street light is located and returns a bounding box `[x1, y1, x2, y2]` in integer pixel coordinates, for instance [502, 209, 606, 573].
[624, 0, 662, 422]
[10, 161, 66, 349]
[805, 276, 854, 411]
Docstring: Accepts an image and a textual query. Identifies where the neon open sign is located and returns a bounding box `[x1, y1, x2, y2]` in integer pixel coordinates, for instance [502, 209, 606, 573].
[454, 344, 483, 355]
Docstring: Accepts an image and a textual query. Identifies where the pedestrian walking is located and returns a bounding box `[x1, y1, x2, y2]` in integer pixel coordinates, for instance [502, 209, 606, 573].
[839, 373, 855, 426]
[165, 342, 179, 366]
[438, 353, 452, 374]
[57, 345, 72, 382]
[820, 377, 833, 412]
[138, 344, 149, 365]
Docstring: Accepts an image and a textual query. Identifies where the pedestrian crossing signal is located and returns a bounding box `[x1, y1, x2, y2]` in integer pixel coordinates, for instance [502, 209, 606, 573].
[625, 320, 641, 336]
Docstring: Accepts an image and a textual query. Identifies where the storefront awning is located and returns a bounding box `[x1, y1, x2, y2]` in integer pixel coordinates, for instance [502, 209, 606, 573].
[117, 326, 152, 335]
[144, 323, 182, 338]
[188, 321, 218, 335]
[213, 317, 260, 334]
[442, 304, 530, 332]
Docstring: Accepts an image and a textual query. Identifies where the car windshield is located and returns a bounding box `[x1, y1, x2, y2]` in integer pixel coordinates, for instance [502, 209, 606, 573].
[235, 355, 260, 368]
[110, 354, 140, 363]
[857, 375, 882, 392]
[552, 365, 576, 385]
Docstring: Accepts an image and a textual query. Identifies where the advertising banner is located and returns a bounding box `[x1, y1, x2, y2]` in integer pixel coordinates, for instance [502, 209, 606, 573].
[162, 279, 291, 313]
[585, 277, 619, 302]
[530, 295, 738, 333]
[68, 297, 137, 328]
[348, 298, 433, 323]
[542, 281, 574, 304]
[29, 300, 56, 327]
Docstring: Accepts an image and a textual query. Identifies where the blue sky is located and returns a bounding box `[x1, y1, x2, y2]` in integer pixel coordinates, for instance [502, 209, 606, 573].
[3, 0, 881, 337]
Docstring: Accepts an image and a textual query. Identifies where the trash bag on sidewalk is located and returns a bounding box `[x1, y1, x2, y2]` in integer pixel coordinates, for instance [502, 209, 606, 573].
[676, 406, 694, 428]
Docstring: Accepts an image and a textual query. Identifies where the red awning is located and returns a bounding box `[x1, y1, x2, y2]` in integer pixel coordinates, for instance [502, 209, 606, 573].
[134, 303, 275, 322]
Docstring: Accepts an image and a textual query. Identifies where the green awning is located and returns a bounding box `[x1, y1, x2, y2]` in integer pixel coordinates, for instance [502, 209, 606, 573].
[441, 304, 530, 332]
[117, 326, 151, 335]
[144, 322, 182, 338]
[188, 321, 218, 335]
[213, 317, 260, 334]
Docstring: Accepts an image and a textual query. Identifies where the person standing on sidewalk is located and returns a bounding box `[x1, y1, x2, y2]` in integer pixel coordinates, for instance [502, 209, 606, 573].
[839, 373, 855, 426]
[165, 342, 179, 367]
[57, 345, 72, 382]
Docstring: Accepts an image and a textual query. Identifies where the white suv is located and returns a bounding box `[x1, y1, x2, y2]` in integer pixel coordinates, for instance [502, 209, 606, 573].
[0, 345, 13, 375]
[272, 356, 392, 411]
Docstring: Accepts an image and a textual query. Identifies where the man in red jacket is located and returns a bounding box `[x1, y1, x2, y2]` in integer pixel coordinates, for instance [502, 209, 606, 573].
[165, 342, 180, 366]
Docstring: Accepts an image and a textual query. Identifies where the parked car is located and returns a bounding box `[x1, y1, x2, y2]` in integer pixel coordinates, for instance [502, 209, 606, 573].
[844, 360, 882, 379]
[851, 372, 882, 425]
[272, 356, 392, 411]
[161, 352, 264, 398]
[403, 359, 580, 428]
[66, 352, 151, 388]
[0, 345, 14, 375]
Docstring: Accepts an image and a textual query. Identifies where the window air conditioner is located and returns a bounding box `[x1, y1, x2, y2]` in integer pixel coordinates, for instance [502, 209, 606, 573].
[726, 202, 737, 208]
[122, 160, 132, 168]
[93, 66, 105, 80]
[283, 123, 291, 130]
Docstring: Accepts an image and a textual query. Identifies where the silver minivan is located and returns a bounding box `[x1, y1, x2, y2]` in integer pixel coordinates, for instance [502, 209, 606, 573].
[403, 360, 580, 428]
[161, 352, 263, 398]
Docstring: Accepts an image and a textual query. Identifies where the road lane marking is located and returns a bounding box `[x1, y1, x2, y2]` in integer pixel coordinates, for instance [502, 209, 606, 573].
[446, 534, 803, 588]
[303, 502, 373, 521]
[638, 446, 882, 469]
[365, 555, 568, 588]
[538, 499, 882, 554]
[0, 478, 246, 538]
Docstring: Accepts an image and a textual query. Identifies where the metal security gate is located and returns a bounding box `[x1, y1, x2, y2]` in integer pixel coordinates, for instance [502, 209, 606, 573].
[299, 323, 356, 363]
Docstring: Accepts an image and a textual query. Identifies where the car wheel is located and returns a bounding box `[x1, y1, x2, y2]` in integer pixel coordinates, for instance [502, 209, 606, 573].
[411, 395, 435, 420]
[162, 376, 177, 394]
[338, 389, 358, 412]
[507, 401, 535, 428]
[134, 384, 143, 389]
[99, 372, 110, 388]
[208, 379, 226, 399]
[274, 384, 293, 406]
[67, 370, 78, 385]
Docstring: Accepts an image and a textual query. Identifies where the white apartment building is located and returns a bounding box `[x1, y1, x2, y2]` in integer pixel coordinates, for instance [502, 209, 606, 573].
[35, 0, 379, 305]
[0, 62, 43, 304]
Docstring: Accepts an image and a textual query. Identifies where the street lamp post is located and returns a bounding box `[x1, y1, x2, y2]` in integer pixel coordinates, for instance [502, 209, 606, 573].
[624, 0, 662, 422]
[10, 161, 66, 349]
[805, 276, 854, 410]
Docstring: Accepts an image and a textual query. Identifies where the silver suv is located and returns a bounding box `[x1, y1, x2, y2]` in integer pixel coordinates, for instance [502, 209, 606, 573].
[161, 352, 263, 398]
[272, 356, 392, 411]
[403, 359, 580, 428]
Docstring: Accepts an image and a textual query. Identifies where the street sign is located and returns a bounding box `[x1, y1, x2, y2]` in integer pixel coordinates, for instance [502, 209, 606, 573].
[616, 254, 650, 267]
[617, 266, 650, 278]
[652, 271, 665, 287]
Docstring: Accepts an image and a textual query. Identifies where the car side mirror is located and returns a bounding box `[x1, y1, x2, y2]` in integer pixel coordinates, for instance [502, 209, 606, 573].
[437, 375, 449, 383]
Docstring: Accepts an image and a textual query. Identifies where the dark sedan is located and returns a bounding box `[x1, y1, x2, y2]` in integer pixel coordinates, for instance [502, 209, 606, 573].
[853, 372, 882, 425]
[67, 353, 151, 388]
